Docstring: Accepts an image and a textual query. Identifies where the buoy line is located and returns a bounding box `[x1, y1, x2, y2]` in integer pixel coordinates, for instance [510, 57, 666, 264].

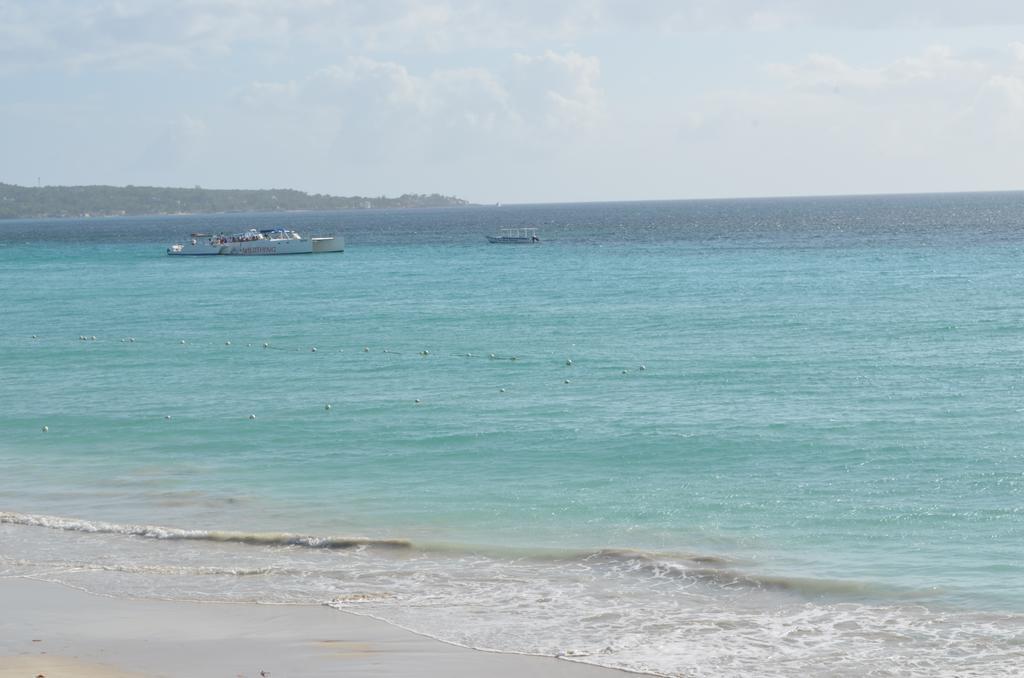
[57, 334, 650, 372]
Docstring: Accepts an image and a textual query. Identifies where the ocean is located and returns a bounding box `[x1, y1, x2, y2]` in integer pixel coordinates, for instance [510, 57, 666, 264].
[1, 193, 1022, 676]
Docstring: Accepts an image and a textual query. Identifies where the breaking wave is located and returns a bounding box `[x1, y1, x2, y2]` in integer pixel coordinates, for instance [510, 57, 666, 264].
[5, 510, 1024, 676]
[2, 511, 866, 598]
[0, 511, 411, 550]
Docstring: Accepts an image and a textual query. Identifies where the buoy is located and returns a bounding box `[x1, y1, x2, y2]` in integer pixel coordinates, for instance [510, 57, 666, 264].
[41, 425, 48, 433]
[325, 404, 332, 411]
[311, 347, 317, 353]
[248, 413, 256, 420]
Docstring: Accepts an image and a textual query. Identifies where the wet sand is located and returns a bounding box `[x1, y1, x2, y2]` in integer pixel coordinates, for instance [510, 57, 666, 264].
[0, 578, 631, 677]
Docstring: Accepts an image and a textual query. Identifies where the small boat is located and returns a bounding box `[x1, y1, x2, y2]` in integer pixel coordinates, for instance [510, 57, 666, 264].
[167, 228, 344, 256]
[487, 227, 539, 244]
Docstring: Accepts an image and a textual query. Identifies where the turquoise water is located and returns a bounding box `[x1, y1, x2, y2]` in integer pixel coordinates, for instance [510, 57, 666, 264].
[2, 195, 1024, 676]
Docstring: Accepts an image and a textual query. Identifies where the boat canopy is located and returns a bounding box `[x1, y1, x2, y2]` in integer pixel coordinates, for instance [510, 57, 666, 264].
[498, 228, 538, 238]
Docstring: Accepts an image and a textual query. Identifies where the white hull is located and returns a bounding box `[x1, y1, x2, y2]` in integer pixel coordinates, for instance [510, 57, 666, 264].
[486, 236, 537, 244]
[168, 234, 344, 256]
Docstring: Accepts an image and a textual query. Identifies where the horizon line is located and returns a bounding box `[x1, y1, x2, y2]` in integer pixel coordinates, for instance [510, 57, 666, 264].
[5, 180, 1024, 209]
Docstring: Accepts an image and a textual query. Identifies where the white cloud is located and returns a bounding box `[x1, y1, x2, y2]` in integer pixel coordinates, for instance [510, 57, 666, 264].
[5, 1, 1024, 201]
[988, 74, 1024, 110]
[236, 49, 602, 146]
[661, 41, 1024, 198]
[765, 46, 988, 93]
[512, 51, 604, 130]
[586, 0, 1024, 33]
[1010, 41, 1024, 63]
[188, 48, 604, 197]
[8, 2, 1024, 75]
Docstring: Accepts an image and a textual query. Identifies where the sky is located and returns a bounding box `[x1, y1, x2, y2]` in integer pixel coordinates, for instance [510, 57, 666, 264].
[2, 1, 1024, 204]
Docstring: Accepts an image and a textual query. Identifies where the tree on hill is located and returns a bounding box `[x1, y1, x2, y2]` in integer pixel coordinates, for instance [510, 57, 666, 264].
[0, 183, 470, 219]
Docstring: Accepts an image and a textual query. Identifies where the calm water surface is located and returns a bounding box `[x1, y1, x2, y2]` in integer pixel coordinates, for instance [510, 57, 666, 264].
[2, 193, 1023, 676]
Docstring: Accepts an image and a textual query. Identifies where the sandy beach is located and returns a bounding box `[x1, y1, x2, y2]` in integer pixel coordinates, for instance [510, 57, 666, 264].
[0, 578, 630, 678]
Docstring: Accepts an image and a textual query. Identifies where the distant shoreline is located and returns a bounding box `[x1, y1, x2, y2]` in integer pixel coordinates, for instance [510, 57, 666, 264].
[0, 182, 470, 220]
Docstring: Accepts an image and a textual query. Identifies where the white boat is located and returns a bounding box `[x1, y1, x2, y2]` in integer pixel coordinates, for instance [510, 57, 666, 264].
[487, 227, 539, 244]
[167, 228, 343, 256]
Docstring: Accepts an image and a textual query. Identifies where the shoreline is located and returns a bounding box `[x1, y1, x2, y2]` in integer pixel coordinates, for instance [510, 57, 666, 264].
[0, 578, 634, 678]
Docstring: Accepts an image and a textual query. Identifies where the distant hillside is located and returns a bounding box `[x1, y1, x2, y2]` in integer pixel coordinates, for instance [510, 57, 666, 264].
[0, 183, 470, 219]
